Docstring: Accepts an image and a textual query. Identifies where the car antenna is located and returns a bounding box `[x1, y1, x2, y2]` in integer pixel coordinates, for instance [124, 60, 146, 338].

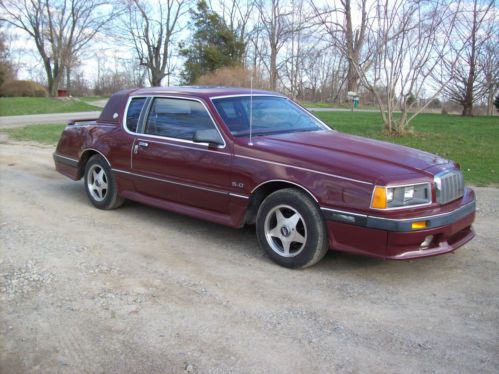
[248, 72, 254, 146]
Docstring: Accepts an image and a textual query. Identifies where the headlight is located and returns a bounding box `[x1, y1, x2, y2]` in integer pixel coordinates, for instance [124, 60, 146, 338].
[371, 183, 431, 209]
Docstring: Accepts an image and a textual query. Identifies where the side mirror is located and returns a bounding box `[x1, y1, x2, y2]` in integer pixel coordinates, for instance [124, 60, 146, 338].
[192, 129, 224, 147]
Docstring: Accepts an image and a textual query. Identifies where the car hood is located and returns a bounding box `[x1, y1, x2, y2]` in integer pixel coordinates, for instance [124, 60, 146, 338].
[246, 130, 453, 184]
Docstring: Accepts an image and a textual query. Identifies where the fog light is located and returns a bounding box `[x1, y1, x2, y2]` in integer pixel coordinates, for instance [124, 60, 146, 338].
[420, 235, 434, 248]
[411, 221, 428, 230]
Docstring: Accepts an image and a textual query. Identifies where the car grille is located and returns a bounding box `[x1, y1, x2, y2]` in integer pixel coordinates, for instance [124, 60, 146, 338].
[435, 169, 464, 205]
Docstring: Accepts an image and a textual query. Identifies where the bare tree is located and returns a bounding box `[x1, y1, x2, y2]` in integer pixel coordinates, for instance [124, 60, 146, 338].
[281, 0, 327, 100]
[481, 41, 499, 116]
[311, 0, 370, 95]
[94, 51, 146, 95]
[255, 0, 293, 91]
[438, 0, 495, 116]
[0, 25, 17, 85]
[1, 0, 115, 96]
[118, 0, 189, 87]
[351, 0, 461, 134]
[304, 47, 346, 103]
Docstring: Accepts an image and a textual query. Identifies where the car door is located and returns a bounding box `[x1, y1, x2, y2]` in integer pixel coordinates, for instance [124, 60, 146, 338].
[131, 96, 231, 214]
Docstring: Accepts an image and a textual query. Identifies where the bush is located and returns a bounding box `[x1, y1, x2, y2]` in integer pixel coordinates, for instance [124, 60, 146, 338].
[428, 98, 441, 109]
[0, 80, 48, 97]
[195, 66, 268, 89]
[406, 94, 416, 106]
[93, 72, 139, 96]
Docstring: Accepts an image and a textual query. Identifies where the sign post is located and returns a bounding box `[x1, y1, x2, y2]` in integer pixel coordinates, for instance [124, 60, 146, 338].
[347, 91, 359, 112]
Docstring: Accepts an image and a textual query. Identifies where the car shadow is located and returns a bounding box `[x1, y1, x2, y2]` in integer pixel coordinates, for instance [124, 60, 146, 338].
[56, 182, 456, 276]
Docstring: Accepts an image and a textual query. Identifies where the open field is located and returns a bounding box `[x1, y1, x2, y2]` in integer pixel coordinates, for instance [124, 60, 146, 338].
[3, 111, 498, 185]
[0, 97, 101, 116]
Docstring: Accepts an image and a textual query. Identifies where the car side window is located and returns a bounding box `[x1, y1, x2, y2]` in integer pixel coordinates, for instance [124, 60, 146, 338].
[126, 97, 147, 133]
[145, 98, 217, 141]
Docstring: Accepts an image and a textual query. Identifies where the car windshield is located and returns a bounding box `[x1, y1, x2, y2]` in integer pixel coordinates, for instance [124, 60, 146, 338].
[212, 96, 325, 137]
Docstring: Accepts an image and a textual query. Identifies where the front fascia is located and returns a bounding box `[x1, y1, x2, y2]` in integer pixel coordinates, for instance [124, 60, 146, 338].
[321, 187, 476, 259]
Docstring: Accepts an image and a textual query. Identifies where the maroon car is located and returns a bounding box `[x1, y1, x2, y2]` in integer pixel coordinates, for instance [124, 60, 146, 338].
[53, 87, 475, 268]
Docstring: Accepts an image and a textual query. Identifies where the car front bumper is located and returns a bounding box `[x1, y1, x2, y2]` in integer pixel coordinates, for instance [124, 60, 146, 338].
[321, 199, 476, 260]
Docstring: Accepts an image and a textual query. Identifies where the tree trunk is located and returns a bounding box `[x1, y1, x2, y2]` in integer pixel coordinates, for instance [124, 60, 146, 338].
[66, 66, 71, 93]
[43, 58, 56, 97]
[150, 69, 164, 87]
[346, 56, 359, 93]
[269, 47, 277, 91]
[486, 86, 494, 116]
[51, 69, 63, 97]
[47, 77, 55, 97]
[461, 73, 475, 116]
[151, 76, 162, 87]
[44, 61, 62, 97]
[461, 1, 477, 117]
[343, 0, 365, 95]
[462, 103, 473, 116]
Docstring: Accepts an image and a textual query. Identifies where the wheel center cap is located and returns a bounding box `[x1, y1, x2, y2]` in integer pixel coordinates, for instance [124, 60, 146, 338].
[280, 226, 290, 237]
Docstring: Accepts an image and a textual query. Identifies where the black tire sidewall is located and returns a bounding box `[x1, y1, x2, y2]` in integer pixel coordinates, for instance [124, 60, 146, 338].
[84, 155, 119, 209]
[256, 189, 328, 268]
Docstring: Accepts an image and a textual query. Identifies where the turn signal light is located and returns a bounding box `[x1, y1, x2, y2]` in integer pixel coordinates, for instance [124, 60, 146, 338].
[411, 221, 428, 230]
[371, 186, 387, 209]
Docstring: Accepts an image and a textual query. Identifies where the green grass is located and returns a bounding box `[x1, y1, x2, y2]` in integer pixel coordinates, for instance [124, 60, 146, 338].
[315, 111, 499, 186]
[0, 97, 101, 116]
[300, 101, 379, 110]
[3, 124, 66, 144]
[300, 101, 336, 108]
[3, 112, 498, 185]
[77, 96, 108, 103]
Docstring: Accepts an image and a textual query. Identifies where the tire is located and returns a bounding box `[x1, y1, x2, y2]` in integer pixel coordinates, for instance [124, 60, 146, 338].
[84, 154, 124, 210]
[256, 188, 329, 268]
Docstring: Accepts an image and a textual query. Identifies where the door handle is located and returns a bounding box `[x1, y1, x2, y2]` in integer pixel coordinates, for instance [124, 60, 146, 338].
[133, 141, 149, 154]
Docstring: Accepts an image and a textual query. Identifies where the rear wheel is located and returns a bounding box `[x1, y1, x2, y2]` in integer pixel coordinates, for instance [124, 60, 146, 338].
[84, 154, 124, 210]
[256, 188, 329, 268]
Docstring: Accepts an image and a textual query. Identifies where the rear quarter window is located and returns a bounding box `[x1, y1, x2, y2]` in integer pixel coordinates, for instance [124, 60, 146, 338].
[126, 98, 147, 132]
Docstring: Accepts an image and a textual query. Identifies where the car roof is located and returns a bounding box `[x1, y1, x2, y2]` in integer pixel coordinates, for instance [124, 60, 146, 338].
[131, 86, 285, 99]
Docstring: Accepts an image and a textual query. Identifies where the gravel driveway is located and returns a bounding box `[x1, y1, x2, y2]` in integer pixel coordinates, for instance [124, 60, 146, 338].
[1, 140, 498, 373]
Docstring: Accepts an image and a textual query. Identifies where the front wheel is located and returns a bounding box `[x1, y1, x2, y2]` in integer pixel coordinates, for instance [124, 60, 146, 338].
[84, 154, 124, 210]
[256, 189, 329, 268]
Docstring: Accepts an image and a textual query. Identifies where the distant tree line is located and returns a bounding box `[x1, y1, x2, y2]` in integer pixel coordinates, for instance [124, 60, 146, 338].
[0, 0, 497, 134]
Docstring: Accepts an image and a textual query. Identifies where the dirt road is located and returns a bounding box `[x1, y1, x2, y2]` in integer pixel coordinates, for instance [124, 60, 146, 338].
[1, 140, 498, 373]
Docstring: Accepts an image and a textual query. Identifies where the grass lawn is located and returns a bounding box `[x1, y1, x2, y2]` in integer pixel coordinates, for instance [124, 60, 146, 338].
[3, 124, 66, 144]
[77, 96, 108, 103]
[0, 97, 101, 116]
[300, 101, 379, 110]
[300, 101, 336, 108]
[2, 112, 498, 185]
